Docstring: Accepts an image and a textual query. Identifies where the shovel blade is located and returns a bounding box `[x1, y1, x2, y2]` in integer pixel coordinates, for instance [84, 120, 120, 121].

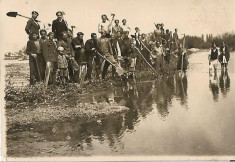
[6, 12, 18, 17]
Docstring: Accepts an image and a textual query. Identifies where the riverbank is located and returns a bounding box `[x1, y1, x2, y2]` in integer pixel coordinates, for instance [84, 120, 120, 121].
[5, 53, 179, 129]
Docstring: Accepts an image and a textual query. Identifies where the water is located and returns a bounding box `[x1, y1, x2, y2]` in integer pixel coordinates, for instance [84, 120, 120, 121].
[7, 51, 235, 156]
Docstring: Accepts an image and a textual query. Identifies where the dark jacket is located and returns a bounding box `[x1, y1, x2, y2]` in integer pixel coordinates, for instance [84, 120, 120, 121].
[26, 40, 42, 55]
[52, 19, 68, 39]
[42, 39, 58, 62]
[25, 18, 40, 35]
[72, 38, 85, 51]
[219, 45, 230, 62]
[85, 39, 101, 57]
[57, 40, 75, 57]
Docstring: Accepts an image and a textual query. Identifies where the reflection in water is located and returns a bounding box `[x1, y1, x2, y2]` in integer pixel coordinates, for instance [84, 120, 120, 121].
[209, 70, 219, 102]
[219, 69, 230, 96]
[175, 73, 188, 107]
[8, 73, 189, 155]
[209, 69, 230, 101]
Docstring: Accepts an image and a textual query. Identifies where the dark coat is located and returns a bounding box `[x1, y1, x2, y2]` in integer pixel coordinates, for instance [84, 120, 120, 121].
[52, 19, 68, 39]
[57, 40, 75, 57]
[42, 39, 58, 62]
[219, 45, 230, 62]
[85, 39, 101, 58]
[25, 18, 40, 35]
[26, 40, 42, 55]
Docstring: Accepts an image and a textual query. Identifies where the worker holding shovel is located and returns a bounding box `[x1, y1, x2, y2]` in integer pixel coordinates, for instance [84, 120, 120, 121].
[26, 32, 44, 85]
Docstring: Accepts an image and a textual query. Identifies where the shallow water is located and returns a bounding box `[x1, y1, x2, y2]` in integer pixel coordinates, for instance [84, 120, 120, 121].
[7, 51, 235, 156]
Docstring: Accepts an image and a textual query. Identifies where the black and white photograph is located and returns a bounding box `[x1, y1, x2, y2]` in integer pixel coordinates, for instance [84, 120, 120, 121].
[0, 0, 235, 161]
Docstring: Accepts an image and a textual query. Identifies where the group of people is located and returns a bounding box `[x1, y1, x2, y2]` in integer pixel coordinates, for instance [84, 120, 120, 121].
[208, 42, 230, 74]
[25, 11, 188, 86]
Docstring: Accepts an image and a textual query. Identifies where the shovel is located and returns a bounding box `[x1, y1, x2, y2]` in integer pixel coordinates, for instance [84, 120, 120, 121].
[6, 12, 41, 22]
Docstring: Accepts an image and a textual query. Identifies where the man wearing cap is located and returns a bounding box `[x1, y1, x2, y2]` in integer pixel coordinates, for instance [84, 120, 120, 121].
[98, 14, 115, 36]
[85, 33, 102, 80]
[58, 32, 79, 82]
[52, 11, 69, 40]
[42, 32, 58, 85]
[72, 32, 86, 65]
[26, 32, 44, 85]
[25, 11, 40, 40]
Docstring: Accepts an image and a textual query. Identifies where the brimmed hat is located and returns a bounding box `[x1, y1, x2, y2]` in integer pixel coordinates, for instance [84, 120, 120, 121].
[77, 32, 84, 36]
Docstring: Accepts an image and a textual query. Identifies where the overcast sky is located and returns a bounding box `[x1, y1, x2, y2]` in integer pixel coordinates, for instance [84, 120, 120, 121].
[0, 0, 235, 56]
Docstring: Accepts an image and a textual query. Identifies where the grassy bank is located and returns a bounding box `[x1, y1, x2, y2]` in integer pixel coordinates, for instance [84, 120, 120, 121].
[5, 54, 180, 128]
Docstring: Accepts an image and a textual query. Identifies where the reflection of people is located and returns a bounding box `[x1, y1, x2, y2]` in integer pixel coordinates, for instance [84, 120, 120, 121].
[175, 73, 188, 105]
[219, 69, 230, 96]
[208, 43, 219, 73]
[209, 70, 219, 102]
[219, 42, 230, 69]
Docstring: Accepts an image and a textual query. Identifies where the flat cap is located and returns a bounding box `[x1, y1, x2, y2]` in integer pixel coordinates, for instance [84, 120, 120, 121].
[32, 11, 39, 16]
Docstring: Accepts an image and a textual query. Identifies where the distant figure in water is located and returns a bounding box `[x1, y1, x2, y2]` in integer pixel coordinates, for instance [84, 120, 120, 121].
[219, 42, 230, 70]
[208, 43, 219, 74]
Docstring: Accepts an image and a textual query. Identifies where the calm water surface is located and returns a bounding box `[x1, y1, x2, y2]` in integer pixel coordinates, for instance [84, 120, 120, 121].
[7, 51, 235, 156]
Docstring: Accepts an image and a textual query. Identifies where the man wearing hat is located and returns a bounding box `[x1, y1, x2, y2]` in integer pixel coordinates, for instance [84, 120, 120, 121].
[84, 33, 102, 80]
[25, 11, 40, 40]
[52, 11, 69, 40]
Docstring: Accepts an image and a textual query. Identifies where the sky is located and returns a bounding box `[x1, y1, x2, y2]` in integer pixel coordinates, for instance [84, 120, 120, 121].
[0, 0, 235, 56]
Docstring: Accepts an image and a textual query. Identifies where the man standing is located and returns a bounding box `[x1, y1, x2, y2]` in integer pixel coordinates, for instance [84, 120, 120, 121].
[154, 24, 162, 45]
[85, 33, 102, 80]
[38, 29, 48, 80]
[122, 31, 132, 70]
[25, 11, 40, 40]
[72, 32, 86, 65]
[98, 14, 115, 36]
[208, 43, 219, 73]
[173, 28, 179, 49]
[52, 11, 69, 40]
[219, 42, 230, 69]
[121, 19, 131, 35]
[150, 42, 165, 74]
[99, 32, 125, 79]
[112, 19, 123, 37]
[26, 32, 44, 85]
[42, 32, 58, 86]
[176, 43, 187, 72]
[58, 32, 78, 82]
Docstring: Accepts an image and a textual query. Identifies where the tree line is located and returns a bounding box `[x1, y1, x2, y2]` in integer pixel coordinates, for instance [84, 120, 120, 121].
[183, 32, 235, 50]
